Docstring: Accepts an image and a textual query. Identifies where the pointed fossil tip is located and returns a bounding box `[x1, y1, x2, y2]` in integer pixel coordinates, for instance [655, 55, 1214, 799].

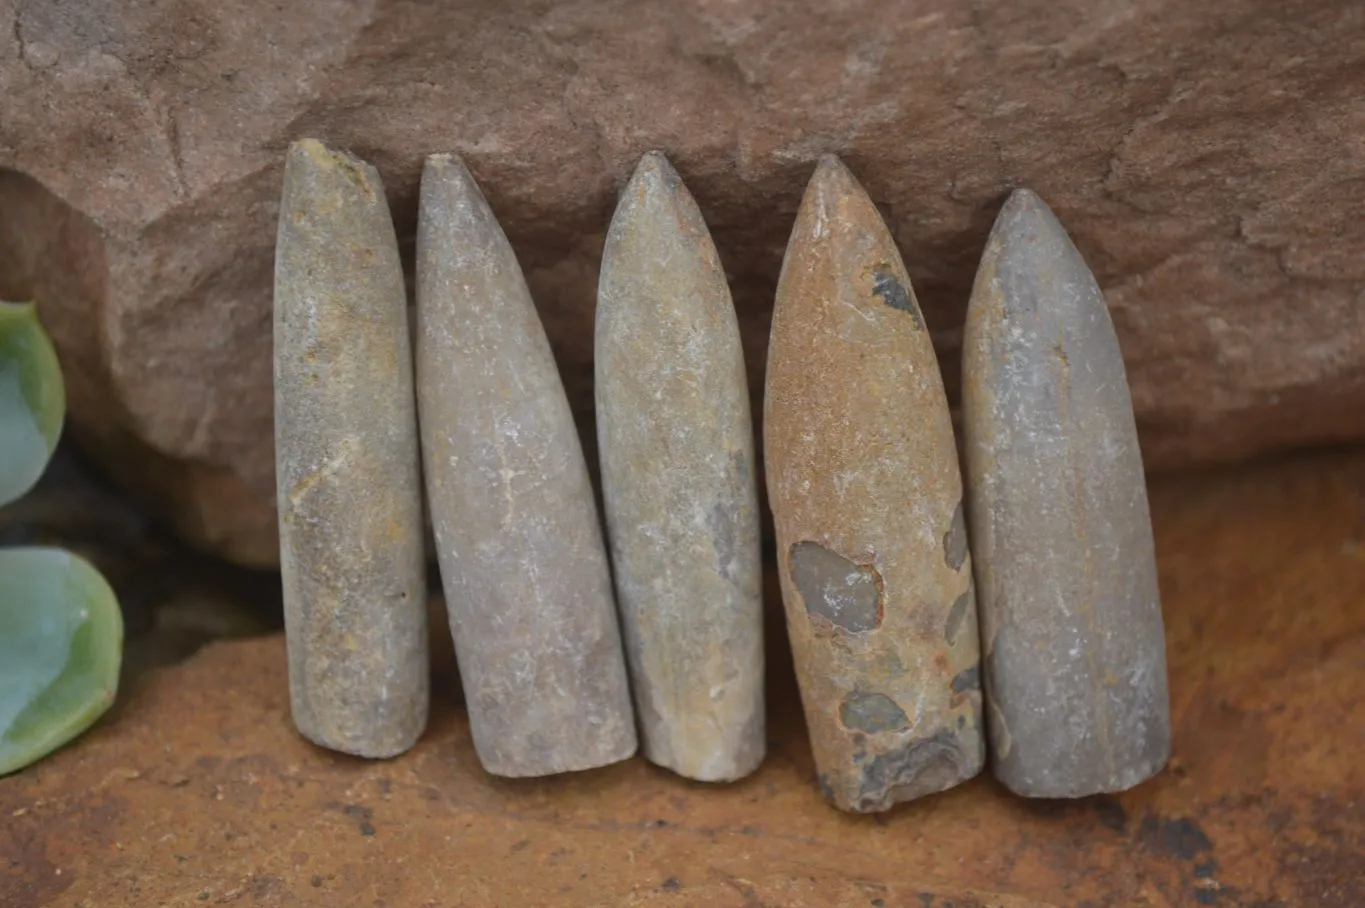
[812, 153, 849, 176]
[984, 186, 1095, 294]
[418, 150, 498, 233]
[1001, 186, 1050, 215]
[992, 187, 1070, 246]
[797, 153, 873, 229]
[628, 150, 681, 194]
[806, 154, 858, 193]
[422, 151, 475, 184]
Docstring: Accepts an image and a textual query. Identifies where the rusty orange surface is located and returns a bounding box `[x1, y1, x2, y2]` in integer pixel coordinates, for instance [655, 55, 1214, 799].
[3, 448, 1363, 907]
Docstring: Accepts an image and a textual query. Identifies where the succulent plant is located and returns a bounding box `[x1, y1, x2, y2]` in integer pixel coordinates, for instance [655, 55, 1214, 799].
[0, 300, 123, 776]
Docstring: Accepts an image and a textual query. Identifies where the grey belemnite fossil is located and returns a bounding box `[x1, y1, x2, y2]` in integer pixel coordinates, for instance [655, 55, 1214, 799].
[414, 152, 638, 777]
[273, 138, 429, 759]
[962, 187, 1171, 798]
[595, 151, 766, 783]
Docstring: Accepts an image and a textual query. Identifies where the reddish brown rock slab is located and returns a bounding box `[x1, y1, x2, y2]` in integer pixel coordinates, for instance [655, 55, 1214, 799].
[2, 448, 1364, 907]
[4, 1, 1365, 566]
[765, 156, 983, 813]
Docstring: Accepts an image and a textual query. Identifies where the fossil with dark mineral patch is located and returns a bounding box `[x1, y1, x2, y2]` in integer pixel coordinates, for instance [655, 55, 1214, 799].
[962, 187, 1171, 798]
[763, 155, 984, 813]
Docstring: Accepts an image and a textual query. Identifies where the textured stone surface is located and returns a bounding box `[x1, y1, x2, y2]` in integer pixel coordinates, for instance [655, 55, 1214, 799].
[963, 188, 1171, 797]
[764, 157, 983, 813]
[595, 152, 764, 782]
[3, 1, 1364, 565]
[415, 153, 636, 777]
[2, 447, 1364, 907]
[273, 140, 427, 759]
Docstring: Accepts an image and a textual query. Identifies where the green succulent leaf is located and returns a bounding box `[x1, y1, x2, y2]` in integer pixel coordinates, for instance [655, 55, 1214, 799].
[0, 300, 65, 508]
[0, 547, 124, 776]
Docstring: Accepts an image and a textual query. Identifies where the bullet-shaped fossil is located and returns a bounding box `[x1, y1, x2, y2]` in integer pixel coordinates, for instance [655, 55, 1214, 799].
[961, 188, 1171, 798]
[763, 156, 985, 813]
[415, 153, 637, 777]
[595, 152, 765, 782]
[273, 139, 428, 758]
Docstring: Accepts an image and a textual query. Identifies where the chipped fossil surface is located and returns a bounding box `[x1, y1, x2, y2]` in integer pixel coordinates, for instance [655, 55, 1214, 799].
[764, 156, 984, 813]
[963, 188, 1170, 798]
[415, 152, 637, 778]
[595, 152, 765, 783]
[273, 139, 428, 759]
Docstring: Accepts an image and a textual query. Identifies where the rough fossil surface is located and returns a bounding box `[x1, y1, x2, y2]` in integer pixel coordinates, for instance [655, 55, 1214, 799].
[273, 139, 428, 759]
[963, 188, 1171, 798]
[415, 153, 637, 778]
[3, 447, 1363, 907]
[764, 157, 984, 813]
[595, 152, 765, 783]
[1, 0, 1364, 565]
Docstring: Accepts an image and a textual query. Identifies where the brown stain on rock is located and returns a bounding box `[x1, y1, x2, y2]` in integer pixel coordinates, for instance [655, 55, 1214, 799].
[0, 792, 125, 908]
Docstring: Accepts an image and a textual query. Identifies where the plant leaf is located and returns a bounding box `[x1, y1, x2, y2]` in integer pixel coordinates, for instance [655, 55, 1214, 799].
[0, 546, 123, 776]
[0, 300, 65, 508]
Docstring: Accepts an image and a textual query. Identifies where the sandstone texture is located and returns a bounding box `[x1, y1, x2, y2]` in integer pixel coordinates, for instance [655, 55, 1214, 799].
[963, 189, 1171, 797]
[596, 152, 764, 782]
[3, 448, 1364, 907]
[1, 1, 1364, 565]
[273, 140, 428, 759]
[764, 158, 983, 813]
[415, 153, 636, 777]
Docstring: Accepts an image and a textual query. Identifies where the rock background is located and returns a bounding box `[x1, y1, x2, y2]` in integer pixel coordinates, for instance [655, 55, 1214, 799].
[2, 0, 1363, 566]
